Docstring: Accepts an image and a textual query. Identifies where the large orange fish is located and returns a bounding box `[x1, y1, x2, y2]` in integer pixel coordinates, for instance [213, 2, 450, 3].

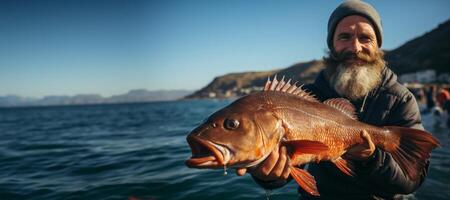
[185, 76, 439, 196]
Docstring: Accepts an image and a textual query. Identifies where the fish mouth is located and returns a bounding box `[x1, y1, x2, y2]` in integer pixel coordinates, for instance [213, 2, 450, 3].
[185, 136, 231, 168]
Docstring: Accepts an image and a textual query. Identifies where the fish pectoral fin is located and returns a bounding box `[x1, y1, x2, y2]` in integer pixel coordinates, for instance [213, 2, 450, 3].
[332, 157, 355, 177]
[290, 166, 320, 196]
[283, 140, 329, 158]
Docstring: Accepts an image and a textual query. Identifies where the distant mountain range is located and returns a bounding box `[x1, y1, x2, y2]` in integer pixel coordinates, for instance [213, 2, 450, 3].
[186, 19, 450, 99]
[0, 89, 192, 108]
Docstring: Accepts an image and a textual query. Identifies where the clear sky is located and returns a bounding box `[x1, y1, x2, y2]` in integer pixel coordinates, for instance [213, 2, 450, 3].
[1, 0, 449, 98]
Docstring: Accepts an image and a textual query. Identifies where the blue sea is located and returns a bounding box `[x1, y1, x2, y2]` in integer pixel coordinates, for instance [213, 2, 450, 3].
[0, 100, 449, 200]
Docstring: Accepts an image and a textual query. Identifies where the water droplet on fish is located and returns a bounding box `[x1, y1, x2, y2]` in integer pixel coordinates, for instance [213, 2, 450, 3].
[223, 165, 228, 175]
[265, 189, 272, 200]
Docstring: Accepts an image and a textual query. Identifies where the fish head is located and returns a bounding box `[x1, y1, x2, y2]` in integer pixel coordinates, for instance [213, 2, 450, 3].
[185, 95, 284, 169]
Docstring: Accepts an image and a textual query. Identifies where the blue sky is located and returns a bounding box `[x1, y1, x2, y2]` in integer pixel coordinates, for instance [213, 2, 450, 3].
[1, 0, 449, 98]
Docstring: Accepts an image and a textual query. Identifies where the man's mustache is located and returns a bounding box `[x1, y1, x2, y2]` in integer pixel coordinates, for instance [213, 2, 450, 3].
[333, 50, 375, 64]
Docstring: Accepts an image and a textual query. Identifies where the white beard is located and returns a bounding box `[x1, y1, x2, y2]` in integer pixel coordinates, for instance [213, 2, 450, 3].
[331, 64, 382, 101]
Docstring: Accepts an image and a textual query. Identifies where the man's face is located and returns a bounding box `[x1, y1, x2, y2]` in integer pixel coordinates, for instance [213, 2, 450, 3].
[333, 15, 378, 64]
[326, 15, 385, 101]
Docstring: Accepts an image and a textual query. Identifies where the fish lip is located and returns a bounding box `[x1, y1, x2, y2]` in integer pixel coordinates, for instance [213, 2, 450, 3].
[185, 136, 230, 168]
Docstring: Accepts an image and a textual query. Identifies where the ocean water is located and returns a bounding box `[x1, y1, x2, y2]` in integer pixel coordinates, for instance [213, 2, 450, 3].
[0, 100, 448, 200]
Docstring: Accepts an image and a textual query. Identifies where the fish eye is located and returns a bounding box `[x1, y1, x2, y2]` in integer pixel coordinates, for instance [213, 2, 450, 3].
[224, 119, 239, 130]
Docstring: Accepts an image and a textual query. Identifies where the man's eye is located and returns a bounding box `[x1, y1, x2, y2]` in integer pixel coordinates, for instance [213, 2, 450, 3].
[338, 35, 350, 41]
[359, 36, 372, 43]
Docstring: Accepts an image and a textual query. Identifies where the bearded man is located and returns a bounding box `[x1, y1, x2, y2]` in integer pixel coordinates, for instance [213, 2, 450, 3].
[236, 1, 428, 199]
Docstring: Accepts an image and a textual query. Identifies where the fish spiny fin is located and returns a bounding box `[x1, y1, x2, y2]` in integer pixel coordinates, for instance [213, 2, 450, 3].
[263, 75, 318, 102]
[269, 74, 279, 91]
[263, 77, 271, 91]
[384, 126, 440, 181]
[290, 166, 320, 196]
[287, 81, 298, 93]
[323, 98, 357, 120]
[281, 79, 291, 92]
[275, 76, 286, 91]
[332, 157, 355, 176]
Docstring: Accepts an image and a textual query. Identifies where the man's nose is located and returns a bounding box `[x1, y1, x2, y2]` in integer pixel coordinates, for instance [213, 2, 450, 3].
[348, 38, 362, 53]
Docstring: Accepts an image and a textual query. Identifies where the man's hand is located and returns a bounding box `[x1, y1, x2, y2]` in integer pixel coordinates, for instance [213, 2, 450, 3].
[343, 130, 376, 161]
[236, 146, 291, 181]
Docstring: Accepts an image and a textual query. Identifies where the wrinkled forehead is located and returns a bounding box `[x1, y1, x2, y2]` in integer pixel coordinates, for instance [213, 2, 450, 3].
[334, 15, 376, 36]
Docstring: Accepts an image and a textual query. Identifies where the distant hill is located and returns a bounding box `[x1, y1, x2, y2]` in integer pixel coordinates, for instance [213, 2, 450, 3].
[0, 89, 192, 108]
[0, 95, 38, 107]
[186, 19, 450, 99]
[185, 60, 325, 99]
[185, 71, 277, 99]
[385, 20, 450, 74]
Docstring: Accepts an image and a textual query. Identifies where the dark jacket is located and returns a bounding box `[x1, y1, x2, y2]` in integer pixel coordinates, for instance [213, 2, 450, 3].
[253, 67, 428, 200]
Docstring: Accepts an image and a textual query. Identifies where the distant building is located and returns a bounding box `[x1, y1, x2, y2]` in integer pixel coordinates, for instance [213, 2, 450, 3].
[225, 90, 233, 97]
[437, 73, 450, 83]
[399, 70, 436, 83]
[208, 92, 216, 98]
[399, 69, 450, 83]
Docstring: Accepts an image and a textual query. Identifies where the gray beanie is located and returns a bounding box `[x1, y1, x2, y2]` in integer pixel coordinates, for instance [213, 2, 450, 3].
[327, 0, 383, 50]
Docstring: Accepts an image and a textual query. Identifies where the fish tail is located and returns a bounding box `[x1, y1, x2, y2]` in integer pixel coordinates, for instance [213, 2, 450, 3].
[385, 126, 440, 181]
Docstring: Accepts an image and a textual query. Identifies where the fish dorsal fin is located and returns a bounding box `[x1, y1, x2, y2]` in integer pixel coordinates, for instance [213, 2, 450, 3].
[323, 98, 357, 120]
[264, 75, 318, 102]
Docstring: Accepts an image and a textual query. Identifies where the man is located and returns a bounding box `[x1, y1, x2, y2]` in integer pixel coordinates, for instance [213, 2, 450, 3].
[236, 1, 428, 199]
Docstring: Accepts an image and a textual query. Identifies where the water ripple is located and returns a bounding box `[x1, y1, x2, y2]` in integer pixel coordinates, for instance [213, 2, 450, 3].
[0, 100, 447, 200]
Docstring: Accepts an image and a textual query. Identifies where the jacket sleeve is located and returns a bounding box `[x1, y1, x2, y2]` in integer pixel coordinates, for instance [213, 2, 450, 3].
[355, 92, 428, 197]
